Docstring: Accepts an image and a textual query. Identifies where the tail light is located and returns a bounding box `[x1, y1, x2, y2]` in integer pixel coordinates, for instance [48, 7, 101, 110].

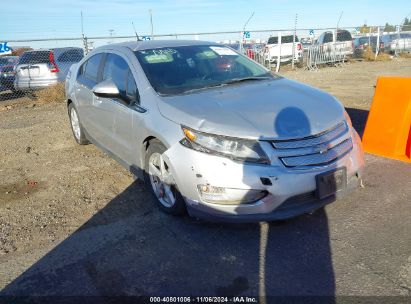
[49, 51, 59, 73]
[380, 42, 385, 49]
[297, 43, 302, 51]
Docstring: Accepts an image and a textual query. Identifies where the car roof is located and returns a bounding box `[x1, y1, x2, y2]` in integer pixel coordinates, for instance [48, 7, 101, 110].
[23, 47, 83, 53]
[96, 40, 217, 52]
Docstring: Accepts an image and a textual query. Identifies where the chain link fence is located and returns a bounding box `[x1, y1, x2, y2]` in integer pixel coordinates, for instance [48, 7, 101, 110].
[1, 25, 410, 103]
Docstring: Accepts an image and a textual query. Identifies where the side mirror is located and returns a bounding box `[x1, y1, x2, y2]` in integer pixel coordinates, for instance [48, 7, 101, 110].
[92, 79, 120, 98]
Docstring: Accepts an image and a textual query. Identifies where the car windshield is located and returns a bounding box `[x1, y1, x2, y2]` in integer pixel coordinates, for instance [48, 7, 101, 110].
[337, 31, 352, 42]
[135, 45, 276, 95]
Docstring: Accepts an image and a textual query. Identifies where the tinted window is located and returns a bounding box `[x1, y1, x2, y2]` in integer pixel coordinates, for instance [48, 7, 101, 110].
[19, 51, 51, 64]
[268, 37, 278, 44]
[323, 33, 333, 43]
[268, 35, 298, 44]
[58, 49, 84, 63]
[102, 54, 129, 97]
[84, 53, 103, 82]
[337, 31, 352, 42]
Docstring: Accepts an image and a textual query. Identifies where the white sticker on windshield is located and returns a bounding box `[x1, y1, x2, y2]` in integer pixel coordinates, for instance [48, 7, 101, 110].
[210, 46, 237, 56]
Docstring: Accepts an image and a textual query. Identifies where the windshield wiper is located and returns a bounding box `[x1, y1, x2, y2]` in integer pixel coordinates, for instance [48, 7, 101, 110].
[223, 76, 272, 85]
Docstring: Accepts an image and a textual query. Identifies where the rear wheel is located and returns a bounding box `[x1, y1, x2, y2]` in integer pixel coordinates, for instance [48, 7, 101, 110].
[68, 103, 89, 145]
[144, 140, 186, 215]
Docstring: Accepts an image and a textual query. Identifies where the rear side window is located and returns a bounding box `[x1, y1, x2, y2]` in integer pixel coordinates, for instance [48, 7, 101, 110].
[84, 53, 103, 82]
[58, 49, 84, 63]
[337, 31, 352, 42]
[78, 53, 104, 88]
[282, 35, 299, 43]
[19, 51, 51, 64]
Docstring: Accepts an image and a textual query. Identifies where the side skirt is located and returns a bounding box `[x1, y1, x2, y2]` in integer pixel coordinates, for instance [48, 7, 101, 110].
[83, 129, 145, 180]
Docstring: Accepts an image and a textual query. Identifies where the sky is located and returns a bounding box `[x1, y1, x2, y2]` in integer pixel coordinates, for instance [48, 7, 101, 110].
[1, 0, 410, 47]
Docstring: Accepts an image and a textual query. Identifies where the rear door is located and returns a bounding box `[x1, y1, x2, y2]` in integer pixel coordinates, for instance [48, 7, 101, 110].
[74, 53, 105, 141]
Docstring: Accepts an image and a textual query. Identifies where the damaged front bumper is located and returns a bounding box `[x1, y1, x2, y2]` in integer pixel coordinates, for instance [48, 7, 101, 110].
[163, 130, 365, 223]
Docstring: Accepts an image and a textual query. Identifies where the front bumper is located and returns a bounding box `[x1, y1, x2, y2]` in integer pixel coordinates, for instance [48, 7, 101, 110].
[163, 129, 365, 223]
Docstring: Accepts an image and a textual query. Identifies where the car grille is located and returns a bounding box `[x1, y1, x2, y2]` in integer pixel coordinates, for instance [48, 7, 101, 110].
[272, 122, 353, 168]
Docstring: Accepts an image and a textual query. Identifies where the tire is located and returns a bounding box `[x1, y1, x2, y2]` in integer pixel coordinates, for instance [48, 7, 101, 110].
[144, 140, 186, 215]
[68, 103, 89, 145]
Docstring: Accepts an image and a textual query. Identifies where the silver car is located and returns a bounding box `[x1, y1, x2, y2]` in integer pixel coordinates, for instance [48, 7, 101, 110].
[66, 40, 365, 222]
[15, 47, 83, 90]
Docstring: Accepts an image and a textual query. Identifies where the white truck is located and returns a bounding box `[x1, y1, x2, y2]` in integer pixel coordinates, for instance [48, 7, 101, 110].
[264, 34, 303, 67]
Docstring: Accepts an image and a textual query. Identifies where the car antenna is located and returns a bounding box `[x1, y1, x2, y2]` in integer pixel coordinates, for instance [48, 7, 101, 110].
[132, 22, 141, 42]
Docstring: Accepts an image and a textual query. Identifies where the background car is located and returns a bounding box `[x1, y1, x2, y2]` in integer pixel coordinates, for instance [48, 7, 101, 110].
[353, 36, 386, 57]
[264, 34, 303, 66]
[14, 47, 84, 90]
[385, 33, 411, 54]
[315, 29, 354, 56]
[0, 56, 19, 92]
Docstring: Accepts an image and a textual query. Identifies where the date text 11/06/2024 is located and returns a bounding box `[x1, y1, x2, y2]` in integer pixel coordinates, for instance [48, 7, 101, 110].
[149, 296, 258, 303]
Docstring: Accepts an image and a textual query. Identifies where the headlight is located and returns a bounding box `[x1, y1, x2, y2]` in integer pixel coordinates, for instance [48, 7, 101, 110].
[180, 126, 270, 164]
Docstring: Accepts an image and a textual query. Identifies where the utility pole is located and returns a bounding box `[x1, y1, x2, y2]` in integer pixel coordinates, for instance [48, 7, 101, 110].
[149, 9, 154, 39]
[81, 11, 88, 54]
[291, 13, 298, 70]
[108, 29, 114, 44]
[240, 11, 254, 53]
[336, 11, 343, 30]
[335, 11, 343, 43]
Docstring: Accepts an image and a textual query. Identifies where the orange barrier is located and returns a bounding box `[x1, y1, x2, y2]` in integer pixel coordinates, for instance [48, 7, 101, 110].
[362, 77, 411, 163]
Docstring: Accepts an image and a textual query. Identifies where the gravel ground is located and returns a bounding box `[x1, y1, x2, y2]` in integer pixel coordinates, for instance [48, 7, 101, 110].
[0, 59, 410, 298]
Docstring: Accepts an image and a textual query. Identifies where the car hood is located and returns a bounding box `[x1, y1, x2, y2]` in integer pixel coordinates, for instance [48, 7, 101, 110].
[157, 78, 345, 140]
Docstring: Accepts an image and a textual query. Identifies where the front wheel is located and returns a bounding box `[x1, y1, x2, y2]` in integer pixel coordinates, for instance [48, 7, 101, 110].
[144, 140, 186, 215]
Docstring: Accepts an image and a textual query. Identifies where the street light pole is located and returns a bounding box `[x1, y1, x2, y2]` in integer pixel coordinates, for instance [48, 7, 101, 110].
[241, 11, 255, 53]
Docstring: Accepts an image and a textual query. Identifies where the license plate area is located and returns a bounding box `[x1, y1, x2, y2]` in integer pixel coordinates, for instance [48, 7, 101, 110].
[316, 168, 347, 199]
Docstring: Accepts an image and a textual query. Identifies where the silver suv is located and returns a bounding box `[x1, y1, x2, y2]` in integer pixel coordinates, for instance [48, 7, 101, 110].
[66, 40, 365, 222]
[14, 47, 83, 90]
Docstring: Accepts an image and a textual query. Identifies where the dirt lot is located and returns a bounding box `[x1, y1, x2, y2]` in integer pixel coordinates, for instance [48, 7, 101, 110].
[0, 59, 410, 298]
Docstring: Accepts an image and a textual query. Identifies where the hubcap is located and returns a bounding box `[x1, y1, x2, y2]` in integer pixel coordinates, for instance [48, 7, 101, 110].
[148, 152, 177, 208]
[70, 108, 81, 140]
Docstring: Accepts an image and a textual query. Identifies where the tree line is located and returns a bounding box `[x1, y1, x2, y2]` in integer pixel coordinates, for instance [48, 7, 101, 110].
[360, 18, 411, 33]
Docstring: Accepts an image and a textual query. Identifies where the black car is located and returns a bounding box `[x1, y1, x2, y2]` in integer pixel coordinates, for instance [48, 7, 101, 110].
[0, 56, 19, 92]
